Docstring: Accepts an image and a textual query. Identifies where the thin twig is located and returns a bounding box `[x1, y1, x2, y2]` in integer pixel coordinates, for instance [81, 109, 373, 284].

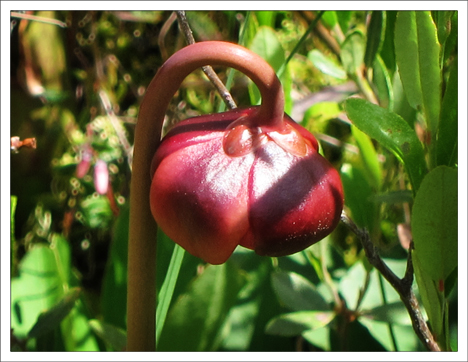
[10, 12, 68, 28]
[175, 11, 237, 110]
[340, 211, 441, 352]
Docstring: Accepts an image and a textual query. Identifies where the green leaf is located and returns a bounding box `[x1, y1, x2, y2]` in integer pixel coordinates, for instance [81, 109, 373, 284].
[308, 49, 347, 80]
[11, 245, 63, 337]
[344, 97, 427, 193]
[157, 261, 247, 351]
[394, 11, 441, 136]
[28, 288, 81, 339]
[364, 11, 385, 68]
[265, 311, 335, 336]
[255, 11, 276, 28]
[271, 271, 330, 312]
[362, 301, 412, 325]
[340, 163, 378, 233]
[321, 11, 338, 28]
[411, 166, 457, 281]
[352, 125, 383, 190]
[336, 11, 353, 34]
[380, 11, 397, 74]
[341, 30, 365, 74]
[436, 58, 458, 167]
[156, 244, 185, 344]
[89, 319, 127, 351]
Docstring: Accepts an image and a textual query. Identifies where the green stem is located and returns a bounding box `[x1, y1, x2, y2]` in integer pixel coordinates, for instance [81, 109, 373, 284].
[127, 41, 285, 351]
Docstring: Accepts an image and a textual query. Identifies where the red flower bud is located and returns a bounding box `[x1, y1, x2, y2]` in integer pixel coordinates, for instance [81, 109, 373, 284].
[150, 106, 343, 264]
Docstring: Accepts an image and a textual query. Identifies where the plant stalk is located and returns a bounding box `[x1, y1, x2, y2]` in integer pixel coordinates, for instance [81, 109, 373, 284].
[127, 41, 285, 351]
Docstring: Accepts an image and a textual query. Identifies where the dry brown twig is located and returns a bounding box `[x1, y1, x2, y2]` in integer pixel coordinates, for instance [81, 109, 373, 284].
[340, 210, 441, 352]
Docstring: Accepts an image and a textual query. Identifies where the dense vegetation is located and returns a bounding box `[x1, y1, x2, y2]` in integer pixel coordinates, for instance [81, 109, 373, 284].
[10, 10, 458, 352]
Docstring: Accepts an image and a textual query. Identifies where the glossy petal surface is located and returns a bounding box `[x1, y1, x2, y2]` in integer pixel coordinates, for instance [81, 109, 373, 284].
[150, 107, 343, 264]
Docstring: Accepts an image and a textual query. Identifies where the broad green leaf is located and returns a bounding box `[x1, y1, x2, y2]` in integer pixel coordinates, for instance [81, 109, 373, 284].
[344, 97, 427, 193]
[308, 49, 347, 80]
[351, 125, 383, 190]
[265, 311, 335, 336]
[61, 305, 99, 351]
[341, 30, 365, 74]
[11, 245, 63, 337]
[89, 319, 127, 351]
[28, 288, 81, 339]
[340, 163, 378, 234]
[157, 262, 247, 351]
[302, 327, 331, 351]
[362, 301, 412, 325]
[271, 271, 330, 312]
[436, 58, 458, 167]
[394, 11, 441, 136]
[364, 11, 385, 68]
[411, 166, 457, 281]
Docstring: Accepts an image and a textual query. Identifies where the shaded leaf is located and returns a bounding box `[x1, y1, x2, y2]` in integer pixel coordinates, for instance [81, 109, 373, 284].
[271, 271, 330, 312]
[265, 311, 335, 336]
[370, 190, 413, 204]
[344, 97, 427, 192]
[436, 58, 458, 167]
[364, 11, 385, 67]
[340, 163, 377, 233]
[412, 166, 458, 281]
[89, 319, 127, 351]
[28, 288, 81, 339]
[412, 251, 444, 340]
[362, 301, 412, 325]
[157, 261, 247, 351]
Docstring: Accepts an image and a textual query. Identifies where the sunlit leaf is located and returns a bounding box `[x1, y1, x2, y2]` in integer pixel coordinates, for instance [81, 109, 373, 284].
[344, 97, 427, 193]
[308, 49, 347, 80]
[394, 11, 441, 135]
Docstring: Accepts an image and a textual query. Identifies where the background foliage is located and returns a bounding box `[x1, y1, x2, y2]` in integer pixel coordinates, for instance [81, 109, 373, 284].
[10, 10, 458, 352]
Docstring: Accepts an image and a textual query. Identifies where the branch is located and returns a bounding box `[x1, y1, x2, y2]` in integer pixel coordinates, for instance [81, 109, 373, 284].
[175, 11, 237, 110]
[340, 211, 441, 352]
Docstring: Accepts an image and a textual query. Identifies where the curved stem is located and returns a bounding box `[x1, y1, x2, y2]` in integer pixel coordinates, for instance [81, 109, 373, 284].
[127, 41, 285, 351]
